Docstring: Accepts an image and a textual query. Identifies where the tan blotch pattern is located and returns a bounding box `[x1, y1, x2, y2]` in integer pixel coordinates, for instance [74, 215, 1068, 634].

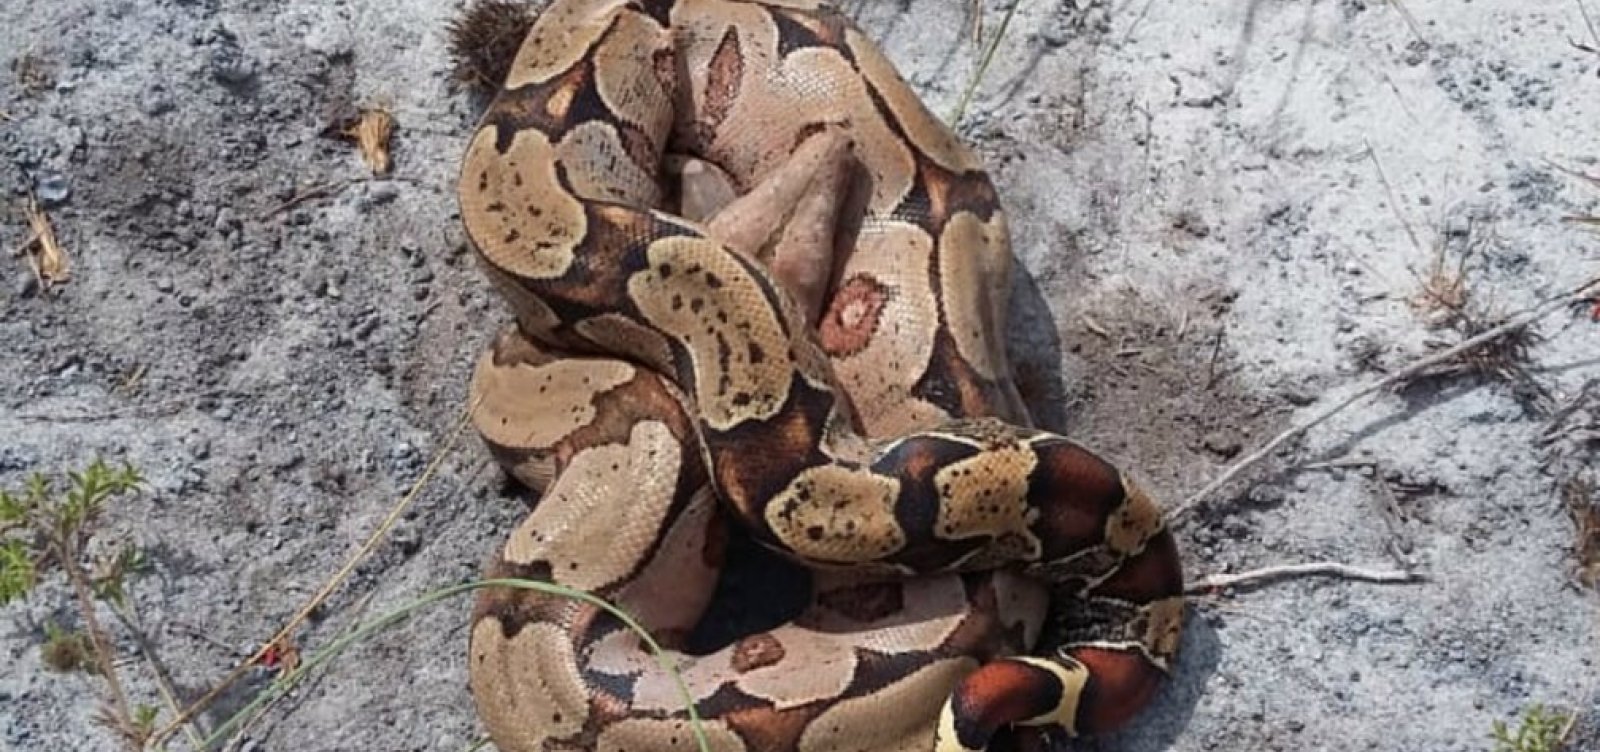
[826, 225, 944, 435]
[936, 212, 1012, 381]
[470, 619, 590, 752]
[629, 237, 797, 430]
[596, 717, 746, 752]
[503, 0, 633, 89]
[1143, 596, 1186, 666]
[800, 658, 978, 752]
[1016, 657, 1089, 729]
[932, 443, 1041, 553]
[462, 127, 587, 281]
[471, 357, 635, 452]
[1103, 479, 1163, 556]
[843, 27, 981, 175]
[765, 465, 905, 563]
[502, 421, 681, 591]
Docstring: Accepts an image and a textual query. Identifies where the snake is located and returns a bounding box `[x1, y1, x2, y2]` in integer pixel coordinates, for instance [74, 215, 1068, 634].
[455, 0, 1185, 750]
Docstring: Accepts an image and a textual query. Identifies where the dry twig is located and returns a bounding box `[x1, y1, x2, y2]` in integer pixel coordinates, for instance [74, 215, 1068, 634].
[1185, 562, 1420, 594]
[257, 179, 360, 220]
[1172, 275, 1600, 523]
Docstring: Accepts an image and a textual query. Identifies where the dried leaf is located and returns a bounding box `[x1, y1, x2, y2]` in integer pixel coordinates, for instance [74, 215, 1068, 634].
[22, 194, 69, 289]
[347, 108, 394, 176]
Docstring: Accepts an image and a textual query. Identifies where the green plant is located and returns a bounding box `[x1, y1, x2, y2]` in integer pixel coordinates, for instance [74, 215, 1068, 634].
[1492, 704, 1574, 752]
[0, 459, 150, 748]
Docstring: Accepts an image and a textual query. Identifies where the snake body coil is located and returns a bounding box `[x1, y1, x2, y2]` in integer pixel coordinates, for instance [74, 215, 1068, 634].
[458, 0, 1184, 749]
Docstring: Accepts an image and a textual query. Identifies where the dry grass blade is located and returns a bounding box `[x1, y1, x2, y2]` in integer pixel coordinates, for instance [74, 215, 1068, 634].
[1383, 0, 1428, 44]
[1550, 157, 1600, 228]
[20, 193, 70, 289]
[1411, 240, 1471, 321]
[1563, 477, 1600, 588]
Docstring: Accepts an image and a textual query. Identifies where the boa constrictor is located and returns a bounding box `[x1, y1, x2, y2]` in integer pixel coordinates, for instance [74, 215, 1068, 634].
[456, 0, 1185, 750]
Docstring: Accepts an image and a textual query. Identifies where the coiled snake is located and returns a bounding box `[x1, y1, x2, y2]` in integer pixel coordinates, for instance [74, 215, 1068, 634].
[456, 0, 1185, 749]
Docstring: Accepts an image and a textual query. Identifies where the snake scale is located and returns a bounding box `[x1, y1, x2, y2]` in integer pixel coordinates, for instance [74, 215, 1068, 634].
[455, 0, 1185, 749]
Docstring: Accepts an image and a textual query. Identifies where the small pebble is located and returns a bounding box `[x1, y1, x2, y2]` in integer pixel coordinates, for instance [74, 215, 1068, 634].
[33, 171, 71, 206]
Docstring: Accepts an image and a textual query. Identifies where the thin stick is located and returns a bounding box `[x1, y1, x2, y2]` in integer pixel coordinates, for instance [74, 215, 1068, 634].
[107, 601, 207, 749]
[147, 403, 480, 747]
[257, 179, 358, 221]
[1170, 275, 1600, 523]
[61, 547, 135, 744]
[1365, 141, 1424, 255]
[1185, 562, 1419, 594]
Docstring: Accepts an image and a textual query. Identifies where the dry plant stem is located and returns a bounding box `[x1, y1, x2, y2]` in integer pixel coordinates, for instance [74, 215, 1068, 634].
[1171, 275, 1600, 523]
[108, 600, 207, 748]
[57, 540, 137, 745]
[1185, 562, 1419, 594]
[147, 403, 480, 747]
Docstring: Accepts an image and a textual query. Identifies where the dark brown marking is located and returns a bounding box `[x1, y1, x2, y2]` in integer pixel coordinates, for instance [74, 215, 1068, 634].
[1088, 530, 1184, 603]
[815, 581, 905, 623]
[730, 633, 786, 673]
[1027, 440, 1127, 562]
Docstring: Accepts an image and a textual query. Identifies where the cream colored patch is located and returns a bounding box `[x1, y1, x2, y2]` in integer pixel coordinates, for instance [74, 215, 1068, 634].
[765, 465, 905, 563]
[937, 212, 1012, 380]
[797, 657, 976, 752]
[590, 11, 673, 134]
[844, 27, 980, 174]
[503, 0, 634, 88]
[502, 421, 680, 592]
[932, 444, 1041, 561]
[1104, 477, 1163, 555]
[727, 628, 856, 709]
[557, 121, 661, 205]
[1015, 656, 1089, 732]
[469, 619, 588, 752]
[461, 127, 586, 281]
[596, 716, 746, 752]
[471, 357, 634, 451]
[933, 701, 964, 752]
[628, 236, 797, 431]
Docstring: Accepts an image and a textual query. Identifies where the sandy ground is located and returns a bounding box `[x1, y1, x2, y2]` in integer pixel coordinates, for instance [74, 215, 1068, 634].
[3, 0, 1599, 750]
